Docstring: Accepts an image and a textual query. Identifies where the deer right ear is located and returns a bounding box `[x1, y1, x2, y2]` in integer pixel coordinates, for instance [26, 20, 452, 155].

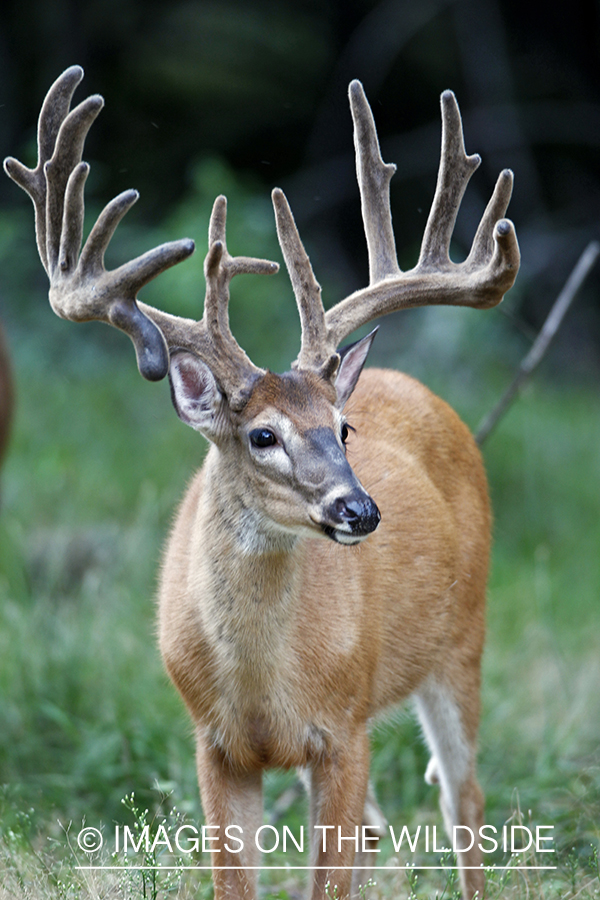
[334, 328, 378, 409]
[169, 350, 226, 437]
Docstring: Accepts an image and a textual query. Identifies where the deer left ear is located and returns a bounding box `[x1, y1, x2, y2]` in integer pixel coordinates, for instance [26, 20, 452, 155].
[334, 327, 378, 409]
[169, 349, 227, 440]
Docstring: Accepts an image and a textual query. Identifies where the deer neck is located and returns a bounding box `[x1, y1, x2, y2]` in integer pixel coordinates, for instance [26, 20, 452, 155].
[193, 447, 305, 675]
[202, 443, 299, 556]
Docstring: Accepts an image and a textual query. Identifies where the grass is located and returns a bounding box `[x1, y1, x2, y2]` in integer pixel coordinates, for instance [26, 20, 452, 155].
[0, 325, 599, 897]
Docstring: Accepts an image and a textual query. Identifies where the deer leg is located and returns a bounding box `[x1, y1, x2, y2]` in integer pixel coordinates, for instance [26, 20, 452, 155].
[195, 730, 263, 900]
[414, 677, 485, 900]
[307, 729, 371, 900]
[303, 771, 383, 898]
[350, 781, 387, 898]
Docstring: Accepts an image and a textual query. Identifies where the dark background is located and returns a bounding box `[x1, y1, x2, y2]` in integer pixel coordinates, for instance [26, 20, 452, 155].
[1, 0, 599, 376]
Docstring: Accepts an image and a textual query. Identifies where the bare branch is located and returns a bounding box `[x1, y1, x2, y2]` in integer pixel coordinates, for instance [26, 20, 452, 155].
[476, 241, 600, 445]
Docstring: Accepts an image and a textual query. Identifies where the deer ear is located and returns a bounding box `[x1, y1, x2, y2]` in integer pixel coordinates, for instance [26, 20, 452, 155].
[334, 328, 378, 409]
[169, 350, 226, 438]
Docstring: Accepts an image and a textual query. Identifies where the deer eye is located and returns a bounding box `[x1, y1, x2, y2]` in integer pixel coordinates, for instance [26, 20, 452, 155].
[250, 428, 277, 448]
[340, 422, 354, 445]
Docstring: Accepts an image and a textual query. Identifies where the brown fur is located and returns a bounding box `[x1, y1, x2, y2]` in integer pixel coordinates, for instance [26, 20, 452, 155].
[158, 367, 489, 900]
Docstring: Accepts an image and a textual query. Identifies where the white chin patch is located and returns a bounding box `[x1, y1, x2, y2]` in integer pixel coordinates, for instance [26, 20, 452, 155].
[331, 530, 368, 546]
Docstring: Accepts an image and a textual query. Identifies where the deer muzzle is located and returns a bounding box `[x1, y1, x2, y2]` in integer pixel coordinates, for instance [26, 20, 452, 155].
[321, 489, 381, 544]
[300, 427, 381, 545]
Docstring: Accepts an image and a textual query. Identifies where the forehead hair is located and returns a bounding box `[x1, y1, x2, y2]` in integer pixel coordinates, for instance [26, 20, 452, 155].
[241, 370, 338, 422]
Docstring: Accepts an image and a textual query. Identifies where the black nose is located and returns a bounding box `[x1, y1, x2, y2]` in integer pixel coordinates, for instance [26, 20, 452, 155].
[330, 493, 381, 534]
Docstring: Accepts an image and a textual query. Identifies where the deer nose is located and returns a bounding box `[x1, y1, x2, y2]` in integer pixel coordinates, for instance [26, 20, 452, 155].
[331, 493, 381, 534]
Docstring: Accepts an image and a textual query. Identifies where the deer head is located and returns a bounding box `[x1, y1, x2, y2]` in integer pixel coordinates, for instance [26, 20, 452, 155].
[4, 67, 519, 546]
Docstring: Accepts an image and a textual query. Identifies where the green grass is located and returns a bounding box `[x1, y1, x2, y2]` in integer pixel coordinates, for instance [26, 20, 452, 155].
[0, 364, 204, 825]
[0, 330, 599, 897]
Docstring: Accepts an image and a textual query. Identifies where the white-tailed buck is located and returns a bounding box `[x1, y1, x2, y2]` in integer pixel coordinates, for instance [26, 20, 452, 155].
[5, 67, 519, 899]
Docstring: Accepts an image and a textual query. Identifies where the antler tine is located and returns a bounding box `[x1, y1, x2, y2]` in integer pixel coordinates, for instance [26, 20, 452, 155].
[348, 80, 400, 284]
[45, 93, 105, 275]
[197, 195, 279, 409]
[4, 66, 196, 382]
[417, 90, 481, 271]
[204, 194, 279, 328]
[321, 83, 520, 352]
[467, 167, 514, 268]
[4, 65, 91, 273]
[203, 196, 260, 382]
[272, 188, 334, 373]
[139, 195, 279, 409]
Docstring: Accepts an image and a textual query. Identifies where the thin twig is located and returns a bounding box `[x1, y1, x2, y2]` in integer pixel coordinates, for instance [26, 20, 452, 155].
[476, 240, 600, 445]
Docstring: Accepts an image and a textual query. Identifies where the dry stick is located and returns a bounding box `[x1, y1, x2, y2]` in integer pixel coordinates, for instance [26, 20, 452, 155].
[476, 240, 600, 446]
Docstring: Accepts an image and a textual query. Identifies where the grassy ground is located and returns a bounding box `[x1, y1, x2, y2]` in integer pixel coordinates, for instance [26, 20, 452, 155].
[0, 329, 599, 898]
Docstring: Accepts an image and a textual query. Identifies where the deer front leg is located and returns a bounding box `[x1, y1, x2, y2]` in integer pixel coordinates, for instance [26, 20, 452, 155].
[308, 729, 371, 900]
[195, 730, 263, 900]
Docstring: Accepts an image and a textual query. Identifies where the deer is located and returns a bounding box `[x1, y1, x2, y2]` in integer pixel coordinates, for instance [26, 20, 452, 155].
[5, 66, 519, 900]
